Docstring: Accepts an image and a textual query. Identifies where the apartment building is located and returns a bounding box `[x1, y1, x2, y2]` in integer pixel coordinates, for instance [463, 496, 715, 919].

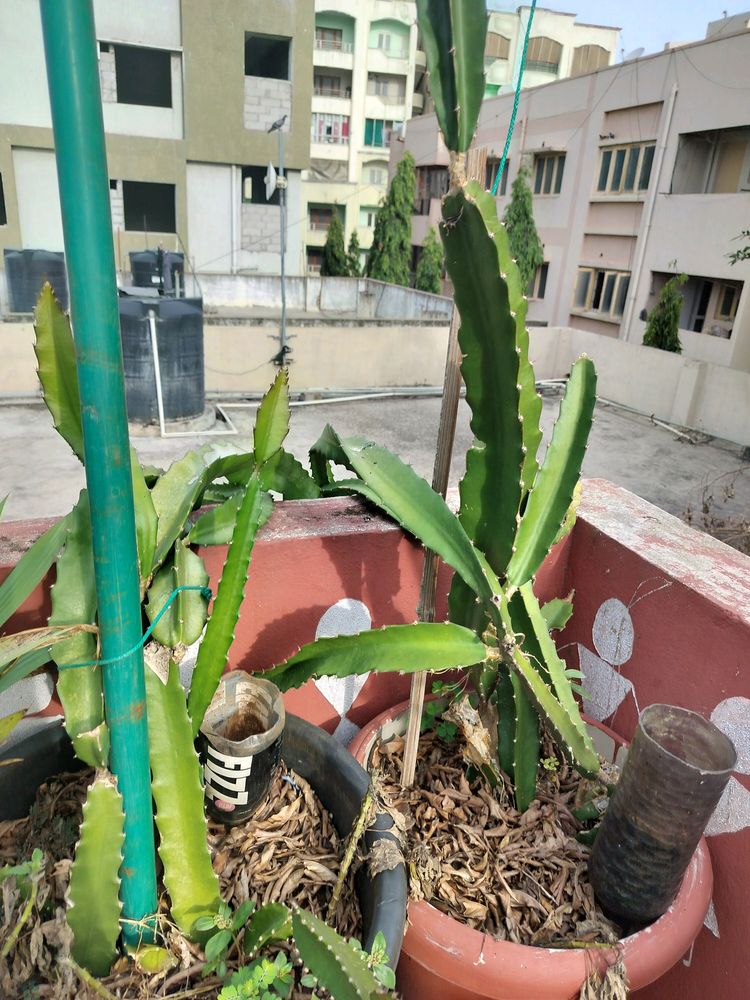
[484, 4, 618, 96]
[0, 0, 313, 299]
[303, 1, 422, 272]
[401, 13, 750, 373]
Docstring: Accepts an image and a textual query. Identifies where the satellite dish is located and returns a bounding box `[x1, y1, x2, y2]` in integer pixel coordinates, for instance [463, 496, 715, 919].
[265, 162, 277, 201]
[624, 47, 646, 61]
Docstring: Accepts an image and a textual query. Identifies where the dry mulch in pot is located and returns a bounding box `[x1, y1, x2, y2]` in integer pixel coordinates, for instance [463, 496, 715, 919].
[373, 729, 621, 949]
[0, 765, 362, 998]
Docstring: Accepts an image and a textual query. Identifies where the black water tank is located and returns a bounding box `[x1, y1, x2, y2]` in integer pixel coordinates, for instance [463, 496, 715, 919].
[129, 250, 185, 296]
[119, 297, 204, 423]
[4, 248, 68, 312]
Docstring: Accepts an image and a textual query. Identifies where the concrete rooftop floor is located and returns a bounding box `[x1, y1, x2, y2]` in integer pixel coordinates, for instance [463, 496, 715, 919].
[1, 391, 748, 538]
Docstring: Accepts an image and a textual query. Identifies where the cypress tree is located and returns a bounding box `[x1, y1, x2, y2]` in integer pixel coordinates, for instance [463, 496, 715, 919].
[503, 166, 544, 291]
[643, 272, 687, 353]
[366, 152, 416, 285]
[346, 230, 362, 277]
[415, 225, 444, 294]
[320, 210, 348, 276]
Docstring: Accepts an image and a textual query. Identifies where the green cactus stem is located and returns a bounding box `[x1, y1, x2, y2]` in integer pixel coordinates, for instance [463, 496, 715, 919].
[292, 908, 385, 1000]
[66, 773, 125, 977]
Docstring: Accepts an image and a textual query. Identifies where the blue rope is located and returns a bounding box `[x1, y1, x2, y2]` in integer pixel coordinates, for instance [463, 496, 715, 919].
[491, 0, 537, 195]
[57, 585, 213, 671]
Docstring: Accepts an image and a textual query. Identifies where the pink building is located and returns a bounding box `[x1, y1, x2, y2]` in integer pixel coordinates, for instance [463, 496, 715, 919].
[399, 13, 750, 374]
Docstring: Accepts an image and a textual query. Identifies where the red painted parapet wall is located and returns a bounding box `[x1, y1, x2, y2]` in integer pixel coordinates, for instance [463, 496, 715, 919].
[2, 480, 749, 999]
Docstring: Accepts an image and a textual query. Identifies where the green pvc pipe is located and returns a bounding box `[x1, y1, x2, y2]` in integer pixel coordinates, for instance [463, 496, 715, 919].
[39, 0, 157, 941]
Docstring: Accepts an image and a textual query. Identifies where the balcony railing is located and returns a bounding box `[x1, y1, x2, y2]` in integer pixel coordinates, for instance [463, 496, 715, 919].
[368, 44, 408, 59]
[314, 86, 352, 98]
[309, 220, 332, 231]
[315, 38, 353, 53]
[526, 59, 559, 74]
[366, 90, 407, 105]
[310, 134, 350, 145]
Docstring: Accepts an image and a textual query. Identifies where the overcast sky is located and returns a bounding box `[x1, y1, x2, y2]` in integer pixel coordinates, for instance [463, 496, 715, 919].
[488, 2, 750, 58]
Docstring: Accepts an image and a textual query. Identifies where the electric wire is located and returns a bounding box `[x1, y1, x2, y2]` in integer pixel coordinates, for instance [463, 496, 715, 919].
[491, 0, 536, 195]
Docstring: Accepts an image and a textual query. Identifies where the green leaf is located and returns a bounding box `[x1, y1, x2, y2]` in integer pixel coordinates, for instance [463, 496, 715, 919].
[0, 710, 25, 746]
[150, 445, 215, 569]
[49, 493, 107, 767]
[465, 180, 542, 492]
[0, 515, 69, 629]
[187, 491, 273, 546]
[145, 540, 209, 647]
[205, 929, 232, 963]
[416, 1, 458, 150]
[144, 657, 221, 935]
[441, 188, 523, 574]
[309, 424, 347, 487]
[0, 625, 91, 675]
[518, 582, 597, 771]
[450, 0, 488, 151]
[66, 775, 124, 977]
[330, 433, 499, 606]
[33, 284, 84, 461]
[131, 447, 158, 595]
[507, 358, 597, 589]
[261, 449, 320, 499]
[509, 672, 539, 812]
[0, 648, 52, 698]
[415, 1, 487, 153]
[231, 898, 257, 933]
[188, 474, 266, 736]
[292, 908, 385, 1000]
[243, 902, 292, 957]
[541, 596, 574, 633]
[265, 622, 488, 692]
[253, 369, 290, 465]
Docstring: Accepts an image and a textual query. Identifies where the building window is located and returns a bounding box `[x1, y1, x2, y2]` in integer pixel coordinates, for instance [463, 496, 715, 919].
[244, 33, 290, 80]
[315, 27, 345, 52]
[597, 143, 655, 195]
[485, 32, 511, 60]
[122, 181, 176, 232]
[241, 165, 279, 206]
[110, 44, 172, 108]
[359, 206, 378, 228]
[307, 246, 324, 272]
[526, 37, 562, 74]
[311, 113, 350, 144]
[314, 74, 349, 98]
[716, 282, 740, 321]
[309, 205, 343, 231]
[364, 161, 388, 186]
[533, 153, 566, 195]
[671, 127, 750, 194]
[370, 32, 407, 59]
[574, 267, 630, 318]
[414, 165, 449, 214]
[485, 158, 508, 195]
[571, 44, 610, 76]
[367, 74, 406, 102]
[528, 263, 549, 300]
[0, 172, 6, 226]
[364, 119, 402, 148]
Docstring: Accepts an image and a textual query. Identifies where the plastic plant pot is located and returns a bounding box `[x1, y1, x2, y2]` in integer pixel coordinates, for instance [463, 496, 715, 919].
[590, 703, 736, 925]
[199, 671, 285, 825]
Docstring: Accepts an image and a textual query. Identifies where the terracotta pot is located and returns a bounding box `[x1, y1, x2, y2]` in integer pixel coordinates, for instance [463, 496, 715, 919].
[349, 700, 713, 1000]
